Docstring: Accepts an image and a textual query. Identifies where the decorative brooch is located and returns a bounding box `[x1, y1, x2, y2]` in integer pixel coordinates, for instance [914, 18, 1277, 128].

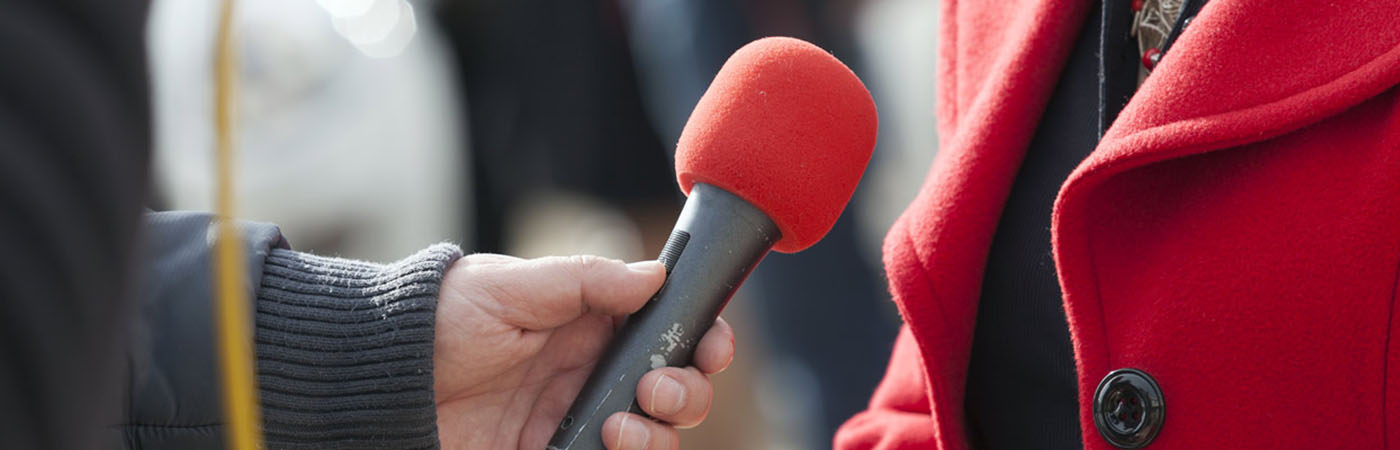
[1131, 0, 1184, 82]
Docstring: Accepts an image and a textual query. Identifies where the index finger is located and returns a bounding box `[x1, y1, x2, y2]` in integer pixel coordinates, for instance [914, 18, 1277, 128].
[458, 254, 666, 330]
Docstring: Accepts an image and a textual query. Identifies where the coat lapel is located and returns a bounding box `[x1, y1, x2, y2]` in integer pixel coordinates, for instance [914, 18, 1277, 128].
[884, 0, 1091, 447]
[1053, 0, 1400, 445]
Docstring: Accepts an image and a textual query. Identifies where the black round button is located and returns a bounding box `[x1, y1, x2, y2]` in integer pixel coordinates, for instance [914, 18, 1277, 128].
[1093, 368, 1164, 449]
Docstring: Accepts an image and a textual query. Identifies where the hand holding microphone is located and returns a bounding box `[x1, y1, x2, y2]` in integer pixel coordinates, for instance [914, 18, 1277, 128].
[432, 254, 735, 450]
[547, 37, 878, 450]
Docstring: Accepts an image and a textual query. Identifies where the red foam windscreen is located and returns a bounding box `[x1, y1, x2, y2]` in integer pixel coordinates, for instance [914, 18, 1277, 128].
[675, 37, 878, 253]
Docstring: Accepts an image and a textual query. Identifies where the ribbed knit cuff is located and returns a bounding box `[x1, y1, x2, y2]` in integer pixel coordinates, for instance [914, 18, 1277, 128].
[254, 243, 462, 450]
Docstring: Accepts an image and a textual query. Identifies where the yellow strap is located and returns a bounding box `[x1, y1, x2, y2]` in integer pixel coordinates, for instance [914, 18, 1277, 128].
[212, 0, 265, 448]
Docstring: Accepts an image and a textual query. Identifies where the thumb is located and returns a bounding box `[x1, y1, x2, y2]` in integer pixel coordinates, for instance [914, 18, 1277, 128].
[458, 254, 666, 330]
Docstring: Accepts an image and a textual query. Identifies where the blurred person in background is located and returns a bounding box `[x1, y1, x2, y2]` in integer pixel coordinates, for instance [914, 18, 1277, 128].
[0, 0, 733, 449]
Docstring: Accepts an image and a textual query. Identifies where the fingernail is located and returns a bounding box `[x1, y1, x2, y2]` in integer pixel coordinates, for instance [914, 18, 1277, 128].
[626, 260, 664, 274]
[616, 414, 651, 450]
[649, 375, 686, 416]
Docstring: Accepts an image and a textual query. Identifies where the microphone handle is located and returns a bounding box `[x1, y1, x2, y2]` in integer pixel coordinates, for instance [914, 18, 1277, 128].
[546, 183, 779, 450]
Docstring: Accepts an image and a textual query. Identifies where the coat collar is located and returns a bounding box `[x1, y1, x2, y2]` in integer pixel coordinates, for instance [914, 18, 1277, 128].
[1076, 0, 1400, 182]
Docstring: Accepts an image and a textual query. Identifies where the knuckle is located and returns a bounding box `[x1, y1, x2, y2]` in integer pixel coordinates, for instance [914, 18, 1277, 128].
[566, 254, 622, 276]
[567, 254, 601, 270]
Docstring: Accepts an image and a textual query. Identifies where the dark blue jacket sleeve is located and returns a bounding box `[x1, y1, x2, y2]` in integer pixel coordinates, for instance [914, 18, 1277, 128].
[127, 213, 460, 450]
[125, 212, 287, 449]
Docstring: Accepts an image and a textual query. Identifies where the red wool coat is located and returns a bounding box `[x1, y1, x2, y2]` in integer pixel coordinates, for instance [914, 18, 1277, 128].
[834, 0, 1400, 448]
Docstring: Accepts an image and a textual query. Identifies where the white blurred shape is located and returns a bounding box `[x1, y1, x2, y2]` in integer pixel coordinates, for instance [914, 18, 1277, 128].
[351, 0, 417, 59]
[332, 0, 400, 45]
[316, 0, 375, 18]
[147, 0, 470, 262]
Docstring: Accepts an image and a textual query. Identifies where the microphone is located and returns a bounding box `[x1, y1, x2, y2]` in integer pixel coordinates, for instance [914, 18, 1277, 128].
[546, 36, 877, 450]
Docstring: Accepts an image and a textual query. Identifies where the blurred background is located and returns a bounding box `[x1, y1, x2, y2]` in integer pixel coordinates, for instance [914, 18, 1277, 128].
[146, 0, 937, 447]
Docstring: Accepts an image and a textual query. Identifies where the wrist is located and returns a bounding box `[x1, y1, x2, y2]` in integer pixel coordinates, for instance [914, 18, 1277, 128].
[254, 243, 462, 448]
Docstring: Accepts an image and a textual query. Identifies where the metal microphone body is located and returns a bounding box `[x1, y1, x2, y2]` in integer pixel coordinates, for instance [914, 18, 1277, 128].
[546, 183, 779, 450]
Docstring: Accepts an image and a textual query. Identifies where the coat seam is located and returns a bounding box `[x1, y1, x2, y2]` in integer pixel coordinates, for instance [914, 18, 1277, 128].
[1384, 250, 1400, 449]
[901, 225, 959, 448]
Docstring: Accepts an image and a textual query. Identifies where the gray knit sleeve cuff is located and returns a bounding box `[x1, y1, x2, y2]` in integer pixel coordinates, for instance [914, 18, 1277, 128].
[254, 243, 463, 450]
